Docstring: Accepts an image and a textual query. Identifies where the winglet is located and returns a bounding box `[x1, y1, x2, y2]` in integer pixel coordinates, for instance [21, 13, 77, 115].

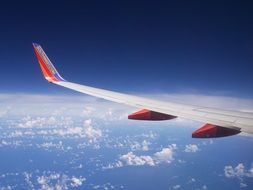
[32, 43, 65, 83]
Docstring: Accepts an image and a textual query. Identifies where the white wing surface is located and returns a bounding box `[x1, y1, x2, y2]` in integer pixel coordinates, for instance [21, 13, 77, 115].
[33, 43, 253, 138]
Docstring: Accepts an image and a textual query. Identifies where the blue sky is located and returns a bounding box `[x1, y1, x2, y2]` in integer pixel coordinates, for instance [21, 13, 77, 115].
[0, 1, 253, 98]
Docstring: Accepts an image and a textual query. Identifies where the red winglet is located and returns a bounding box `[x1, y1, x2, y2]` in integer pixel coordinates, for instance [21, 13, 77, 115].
[33, 43, 65, 83]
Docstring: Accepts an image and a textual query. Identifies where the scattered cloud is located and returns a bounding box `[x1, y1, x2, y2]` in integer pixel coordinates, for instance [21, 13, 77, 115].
[39, 141, 65, 151]
[83, 119, 102, 142]
[184, 144, 200, 153]
[17, 116, 73, 128]
[154, 144, 177, 164]
[130, 140, 151, 151]
[240, 182, 247, 188]
[70, 176, 86, 188]
[91, 183, 124, 190]
[141, 131, 157, 139]
[224, 163, 253, 188]
[1, 93, 253, 189]
[24, 172, 34, 190]
[24, 171, 86, 190]
[224, 163, 253, 178]
[141, 140, 150, 151]
[102, 161, 124, 170]
[187, 178, 196, 184]
[82, 106, 96, 117]
[11, 117, 103, 142]
[0, 186, 12, 190]
[106, 144, 177, 168]
[0, 140, 22, 148]
[194, 185, 208, 190]
[119, 152, 155, 166]
[172, 184, 181, 189]
[178, 159, 186, 164]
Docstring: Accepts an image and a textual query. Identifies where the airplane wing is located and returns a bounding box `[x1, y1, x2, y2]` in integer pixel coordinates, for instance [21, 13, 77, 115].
[32, 43, 253, 138]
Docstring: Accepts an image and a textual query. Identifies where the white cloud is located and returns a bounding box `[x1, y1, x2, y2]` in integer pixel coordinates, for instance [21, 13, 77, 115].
[70, 176, 86, 187]
[102, 161, 123, 170]
[0, 185, 12, 190]
[4, 171, 87, 190]
[35, 171, 86, 190]
[17, 116, 73, 128]
[154, 147, 175, 163]
[119, 152, 155, 166]
[187, 178, 196, 184]
[130, 140, 151, 151]
[240, 182, 247, 188]
[0, 140, 22, 148]
[184, 144, 200, 153]
[91, 183, 123, 190]
[39, 141, 64, 151]
[142, 140, 150, 151]
[83, 119, 102, 142]
[9, 130, 23, 138]
[129, 142, 141, 151]
[37, 173, 68, 190]
[11, 117, 103, 142]
[18, 116, 53, 128]
[0, 140, 9, 146]
[82, 106, 95, 117]
[141, 131, 157, 139]
[194, 185, 208, 190]
[172, 184, 181, 189]
[24, 172, 34, 190]
[224, 163, 253, 178]
[178, 159, 186, 164]
[115, 144, 177, 168]
[93, 185, 100, 189]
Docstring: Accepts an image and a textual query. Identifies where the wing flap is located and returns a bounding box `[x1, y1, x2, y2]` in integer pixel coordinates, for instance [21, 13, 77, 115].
[128, 109, 177, 120]
[192, 124, 241, 138]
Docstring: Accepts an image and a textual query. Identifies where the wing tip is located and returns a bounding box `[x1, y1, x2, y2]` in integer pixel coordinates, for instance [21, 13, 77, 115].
[32, 42, 40, 48]
[33, 43, 65, 83]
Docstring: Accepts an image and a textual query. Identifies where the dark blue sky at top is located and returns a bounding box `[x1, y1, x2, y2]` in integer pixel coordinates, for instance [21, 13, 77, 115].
[0, 0, 253, 98]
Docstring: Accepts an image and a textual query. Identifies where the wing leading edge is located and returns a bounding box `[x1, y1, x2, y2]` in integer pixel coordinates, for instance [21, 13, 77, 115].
[32, 43, 253, 138]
